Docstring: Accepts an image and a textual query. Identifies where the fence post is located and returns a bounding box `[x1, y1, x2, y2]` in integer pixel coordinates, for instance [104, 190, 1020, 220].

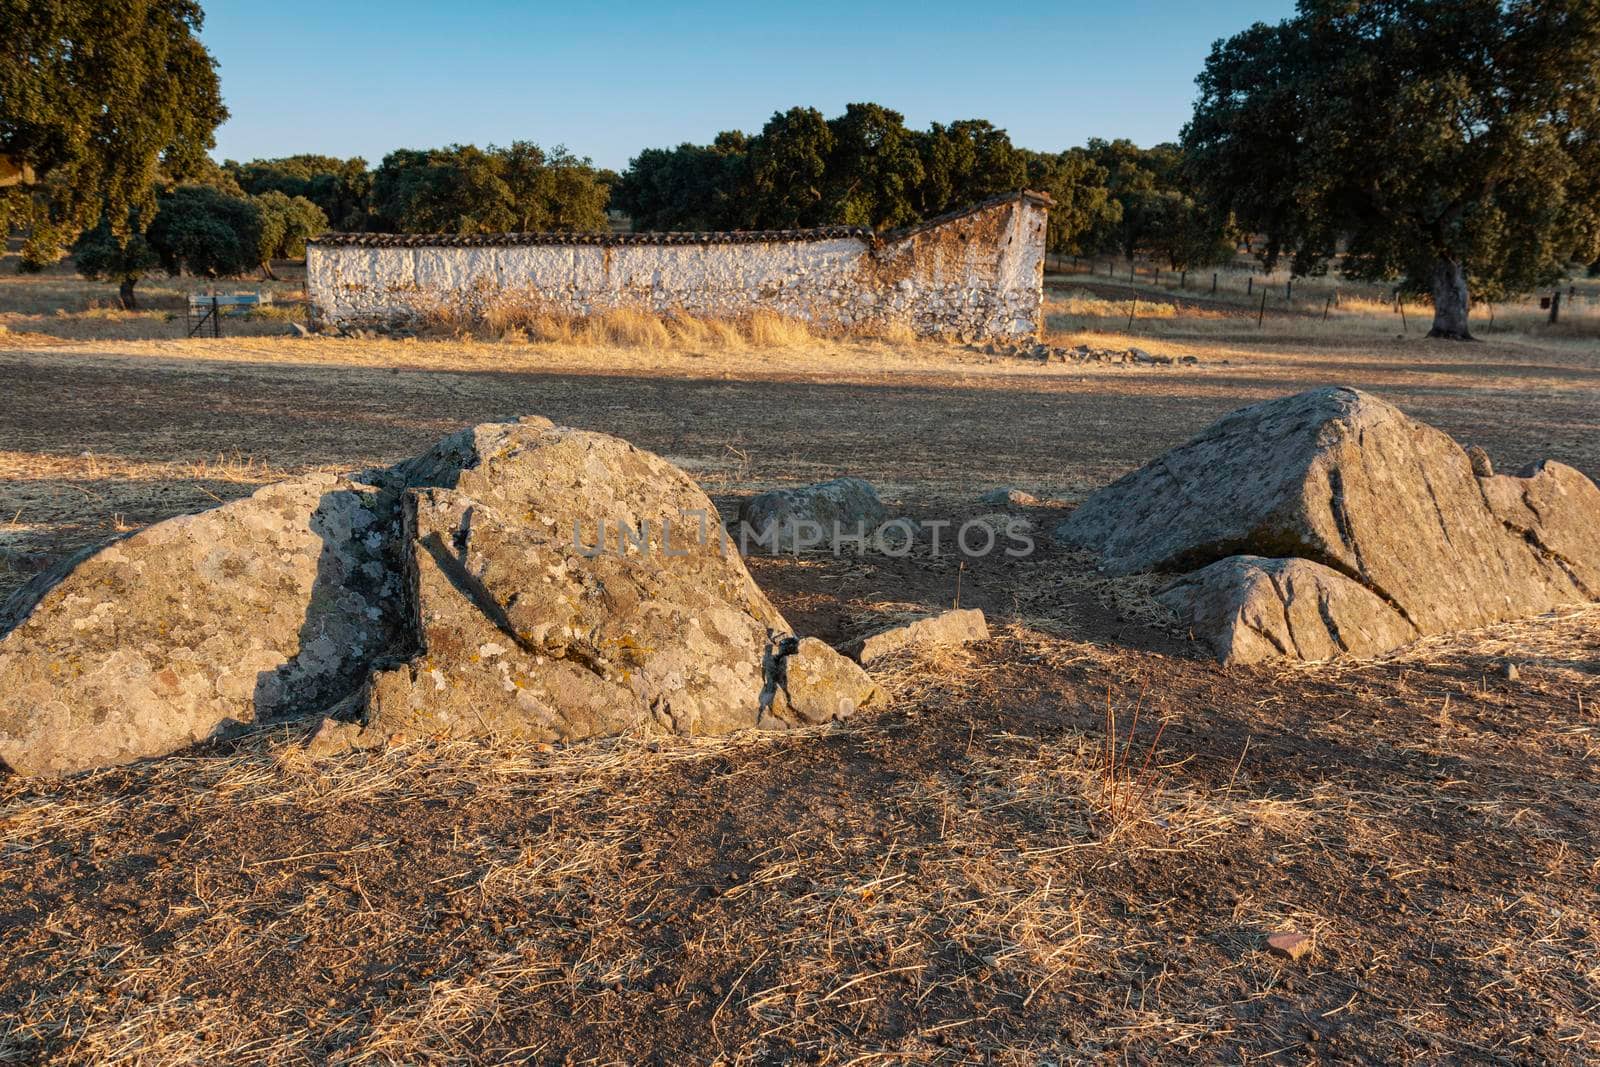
[1211, 272, 1217, 294]
[1247, 277, 1253, 296]
[1180, 270, 1187, 290]
[1127, 297, 1138, 331]
[1323, 295, 1332, 321]
[211, 295, 220, 339]
[1549, 291, 1561, 324]
[1257, 290, 1267, 328]
[1286, 279, 1292, 302]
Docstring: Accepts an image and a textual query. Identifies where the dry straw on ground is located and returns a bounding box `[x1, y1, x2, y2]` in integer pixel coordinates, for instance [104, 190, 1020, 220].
[1, 242, 1598, 1062]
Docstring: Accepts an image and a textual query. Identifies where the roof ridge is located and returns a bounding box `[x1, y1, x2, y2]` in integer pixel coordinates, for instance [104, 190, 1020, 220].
[307, 191, 1051, 250]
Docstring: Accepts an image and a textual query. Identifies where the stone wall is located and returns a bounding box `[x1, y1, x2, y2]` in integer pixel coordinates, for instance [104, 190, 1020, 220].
[305, 191, 1050, 341]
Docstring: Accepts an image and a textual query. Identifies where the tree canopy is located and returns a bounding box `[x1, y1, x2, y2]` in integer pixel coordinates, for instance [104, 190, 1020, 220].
[617, 107, 1038, 236]
[611, 104, 1231, 263]
[1184, 0, 1600, 338]
[226, 155, 373, 231]
[0, 0, 227, 266]
[73, 184, 328, 307]
[367, 143, 610, 235]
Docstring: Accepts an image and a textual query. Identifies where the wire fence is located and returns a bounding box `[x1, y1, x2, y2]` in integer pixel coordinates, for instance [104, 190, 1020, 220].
[1042, 253, 1600, 335]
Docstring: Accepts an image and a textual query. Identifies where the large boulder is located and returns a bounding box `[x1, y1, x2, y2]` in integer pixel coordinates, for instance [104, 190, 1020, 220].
[739, 477, 889, 553]
[360, 425, 877, 743]
[0, 418, 879, 774]
[1059, 387, 1600, 662]
[0, 475, 405, 776]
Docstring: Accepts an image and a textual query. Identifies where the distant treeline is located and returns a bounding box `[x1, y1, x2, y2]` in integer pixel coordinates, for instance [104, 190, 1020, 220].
[611, 104, 1233, 268]
[219, 104, 1238, 270]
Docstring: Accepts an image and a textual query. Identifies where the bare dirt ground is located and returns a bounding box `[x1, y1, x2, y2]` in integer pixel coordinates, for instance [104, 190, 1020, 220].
[1, 281, 1598, 1063]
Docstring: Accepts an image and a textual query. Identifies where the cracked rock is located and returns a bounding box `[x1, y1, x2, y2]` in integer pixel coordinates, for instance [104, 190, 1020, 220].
[1060, 387, 1600, 662]
[1, 418, 880, 774]
[0, 475, 406, 776]
[1158, 557, 1415, 665]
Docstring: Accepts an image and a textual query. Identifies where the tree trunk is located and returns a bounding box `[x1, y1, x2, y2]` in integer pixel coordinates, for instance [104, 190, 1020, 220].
[118, 278, 138, 311]
[1427, 256, 1474, 340]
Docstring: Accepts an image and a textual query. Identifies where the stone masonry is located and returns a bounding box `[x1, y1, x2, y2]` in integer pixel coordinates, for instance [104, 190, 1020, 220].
[306, 191, 1051, 341]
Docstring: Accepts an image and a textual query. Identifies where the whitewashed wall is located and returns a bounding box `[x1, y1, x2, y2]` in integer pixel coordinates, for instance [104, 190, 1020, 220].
[307, 193, 1049, 341]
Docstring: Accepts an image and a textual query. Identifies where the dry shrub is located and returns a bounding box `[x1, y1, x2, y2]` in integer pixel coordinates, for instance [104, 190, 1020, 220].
[665, 312, 743, 349]
[862, 318, 919, 345]
[431, 297, 824, 350]
[581, 307, 673, 349]
[739, 308, 815, 347]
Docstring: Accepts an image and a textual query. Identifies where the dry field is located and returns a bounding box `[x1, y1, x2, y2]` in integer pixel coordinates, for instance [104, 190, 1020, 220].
[1, 262, 1598, 1064]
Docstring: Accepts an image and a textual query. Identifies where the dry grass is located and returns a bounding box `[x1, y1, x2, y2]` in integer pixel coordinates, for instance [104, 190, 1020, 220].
[1, 255, 1599, 1061]
[2, 617, 1594, 1062]
[427, 297, 825, 351]
[1044, 259, 1600, 359]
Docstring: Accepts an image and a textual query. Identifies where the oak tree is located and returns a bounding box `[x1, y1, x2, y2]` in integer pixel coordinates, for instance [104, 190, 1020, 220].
[1, 0, 227, 266]
[1185, 0, 1600, 339]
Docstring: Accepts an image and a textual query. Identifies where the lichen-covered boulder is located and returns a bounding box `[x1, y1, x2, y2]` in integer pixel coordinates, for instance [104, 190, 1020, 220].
[1059, 387, 1600, 662]
[1157, 557, 1417, 665]
[354, 421, 879, 743]
[0, 475, 404, 776]
[1, 417, 883, 774]
[739, 477, 889, 553]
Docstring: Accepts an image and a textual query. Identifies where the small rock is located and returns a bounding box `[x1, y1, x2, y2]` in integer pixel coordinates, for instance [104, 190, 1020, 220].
[771, 637, 884, 723]
[287, 322, 311, 338]
[980, 487, 1040, 508]
[848, 608, 990, 665]
[1466, 445, 1494, 477]
[1266, 931, 1313, 961]
[304, 717, 378, 758]
[739, 477, 888, 554]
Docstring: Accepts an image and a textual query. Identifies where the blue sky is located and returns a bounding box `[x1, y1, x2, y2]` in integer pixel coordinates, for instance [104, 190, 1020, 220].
[200, 0, 1296, 171]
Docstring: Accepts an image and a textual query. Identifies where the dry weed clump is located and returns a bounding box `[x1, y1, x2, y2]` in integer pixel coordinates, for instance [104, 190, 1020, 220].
[426, 296, 826, 350]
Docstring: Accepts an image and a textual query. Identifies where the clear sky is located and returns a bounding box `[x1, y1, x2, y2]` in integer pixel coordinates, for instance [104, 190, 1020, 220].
[200, 0, 1296, 171]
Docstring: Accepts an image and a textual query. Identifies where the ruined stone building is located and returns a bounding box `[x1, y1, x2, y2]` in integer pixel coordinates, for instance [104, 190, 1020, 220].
[306, 190, 1050, 341]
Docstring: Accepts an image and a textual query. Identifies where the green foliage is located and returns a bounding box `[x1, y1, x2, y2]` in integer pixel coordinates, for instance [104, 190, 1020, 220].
[252, 190, 328, 264]
[144, 186, 258, 277]
[1184, 0, 1600, 301]
[368, 143, 609, 235]
[0, 0, 227, 266]
[615, 107, 1041, 236]
[72, 226, 160, 285]
[1021, 150, 1122, 256]
[1066, 139, 1234, 268]
[227, 155, 371, 230]
[824, 104, 924, 229]
[71, 181, 323, 299]
[745, 107, 835, 229]
[612, 135, 750, 231]
[914, 120, 1027, 218]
